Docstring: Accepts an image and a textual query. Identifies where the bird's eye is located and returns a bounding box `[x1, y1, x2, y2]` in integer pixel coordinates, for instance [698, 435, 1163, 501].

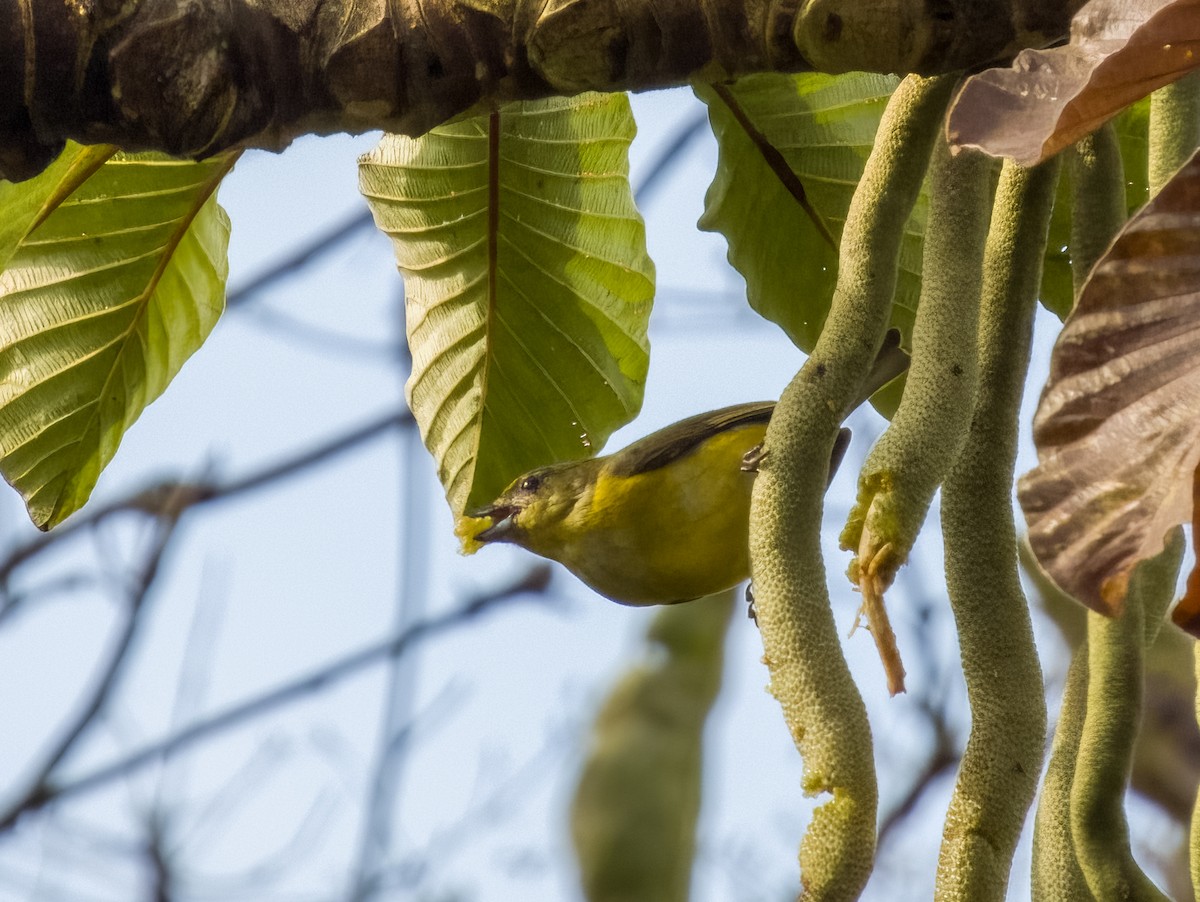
[520, 474, 542, 493]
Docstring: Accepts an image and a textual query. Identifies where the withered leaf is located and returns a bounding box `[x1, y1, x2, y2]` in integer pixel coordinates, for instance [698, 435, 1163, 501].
[1019, 149, 1200, 624]
[948, 0, 1200, 166]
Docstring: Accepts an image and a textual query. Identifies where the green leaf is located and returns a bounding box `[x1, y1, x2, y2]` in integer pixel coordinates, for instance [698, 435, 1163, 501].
[696, 73, 925, 353]
[1040, 100, 1150, 319]
[361, 94, 654, 515]
[1040, 175, 1075, 320]
[0, 143, 116, 273]
[0, 151, 237, 529]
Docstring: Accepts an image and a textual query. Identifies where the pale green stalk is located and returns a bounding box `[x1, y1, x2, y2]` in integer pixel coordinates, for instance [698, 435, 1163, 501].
[1068, 123, 1125, 294]
[1071, 533, 1183, 902]
[748, 73, 955, 901]
[1149, 72, 1200, 196]
[936, 157, 1058, 901]
[1032, 648, 1094, 902]
[841, 135, 993, 618]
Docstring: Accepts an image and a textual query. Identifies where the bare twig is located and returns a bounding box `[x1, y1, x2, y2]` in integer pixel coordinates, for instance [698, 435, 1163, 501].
[240, 303, 400, 359]
[634, 110, 709, 207]
[214, 409, 413, 500]
[876, 724, 959, 846]
[224, 102, 706, 320]
[151, 565, 232, 816]
[198, 687, 465, 899]
[189, 781, 340, 895]
[0, 408, 414, 610]
[876, 571, 964, 847]
[0, 498, 188, 831]
[226, 209, 376, 309]
[0, 565, 553, 832]
[349, 423, 430, 901]
[374, 731, 567, 894]
[0, 571, 102, 613]
[145, 815, 173, 902]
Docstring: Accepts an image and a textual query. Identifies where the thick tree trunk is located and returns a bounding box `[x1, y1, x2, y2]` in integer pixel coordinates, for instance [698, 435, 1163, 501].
[1, 0, 1081, 181]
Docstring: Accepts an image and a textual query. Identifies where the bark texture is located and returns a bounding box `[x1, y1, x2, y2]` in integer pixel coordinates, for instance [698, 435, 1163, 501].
[2, 0, 1082, 181]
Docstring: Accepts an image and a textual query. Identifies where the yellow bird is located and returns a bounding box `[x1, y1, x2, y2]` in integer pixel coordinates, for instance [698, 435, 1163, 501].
[458, 333, 908, 606]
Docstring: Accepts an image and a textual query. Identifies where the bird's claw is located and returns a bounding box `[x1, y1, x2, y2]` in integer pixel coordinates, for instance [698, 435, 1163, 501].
[741, 444, 766, 472]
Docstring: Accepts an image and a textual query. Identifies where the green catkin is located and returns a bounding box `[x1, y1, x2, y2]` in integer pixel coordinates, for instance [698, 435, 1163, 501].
[1032, 647, 1095, 902]
[1149, 72, 1200, 197]
[1071, 533, 1183, 902]
[1141, 70, 1200, 902]
[1030, 120, 1131, 902]
[747, 74, 955, 901]
[841, 133, 993, 607]
[570, 591, 734, 902]
[936, 157, 1058, 901]
[1068, 123, 1126, 294]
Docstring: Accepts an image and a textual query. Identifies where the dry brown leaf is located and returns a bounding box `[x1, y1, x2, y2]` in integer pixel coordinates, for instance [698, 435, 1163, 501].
[948, 0, 1200, 165]
[1019, 149, 1200, 623]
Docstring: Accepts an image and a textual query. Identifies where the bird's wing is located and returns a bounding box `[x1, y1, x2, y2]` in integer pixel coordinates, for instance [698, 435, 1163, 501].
[608, 402, 775, 478]
[606, 331, 908, 481]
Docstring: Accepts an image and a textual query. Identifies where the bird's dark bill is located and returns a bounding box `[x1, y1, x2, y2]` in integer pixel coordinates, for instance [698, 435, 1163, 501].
[471, 506, 519, 543]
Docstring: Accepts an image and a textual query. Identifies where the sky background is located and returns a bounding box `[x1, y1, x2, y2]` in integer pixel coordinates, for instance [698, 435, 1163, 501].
[0, 87, 1188, 901]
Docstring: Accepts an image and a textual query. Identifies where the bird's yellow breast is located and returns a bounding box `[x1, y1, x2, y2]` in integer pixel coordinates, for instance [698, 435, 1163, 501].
[542, 423, 765, 605]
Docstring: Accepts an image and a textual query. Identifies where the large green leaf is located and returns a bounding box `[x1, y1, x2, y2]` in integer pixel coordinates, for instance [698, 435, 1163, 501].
[361, 94, 654, 515]
[0, 151, 237, 529]
[696, 73, 925, 353]
[0, 143, 115, 273]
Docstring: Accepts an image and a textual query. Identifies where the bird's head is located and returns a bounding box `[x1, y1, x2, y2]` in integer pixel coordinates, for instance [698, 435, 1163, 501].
[459, 459, 598, 553]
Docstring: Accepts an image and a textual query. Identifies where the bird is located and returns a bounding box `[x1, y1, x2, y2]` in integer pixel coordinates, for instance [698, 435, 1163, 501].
[456, 332, 909, 606]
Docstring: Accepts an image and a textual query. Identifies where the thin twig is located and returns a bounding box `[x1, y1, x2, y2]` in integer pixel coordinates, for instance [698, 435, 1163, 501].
[374, 731, 566, 893]
[634, 110, 709, 207]
[0, 565, 553, 832]
[877, 726, 958, 845]
[151, 564, 232, 817]
[0, 408, 414, 607]
[349, 424, 430, 900]
[226, 209, 376, 308]
[876, 573, 963, 847]
[240, 303, 400, 360]
[0, 498, 187, 831]
[226, 104, 706, 320]
[146, 816, 172, 902]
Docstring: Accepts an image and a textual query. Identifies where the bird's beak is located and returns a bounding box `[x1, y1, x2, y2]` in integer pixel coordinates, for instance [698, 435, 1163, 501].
[471, 504, 520, 543]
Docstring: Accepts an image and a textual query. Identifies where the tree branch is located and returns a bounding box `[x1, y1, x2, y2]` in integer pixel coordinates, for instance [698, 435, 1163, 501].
[2, 0, 1085, 181]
